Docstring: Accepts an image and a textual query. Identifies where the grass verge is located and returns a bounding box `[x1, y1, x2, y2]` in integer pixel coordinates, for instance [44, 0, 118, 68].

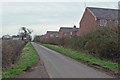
[43, 44, 118, 72]
[2, 42, 39, 78]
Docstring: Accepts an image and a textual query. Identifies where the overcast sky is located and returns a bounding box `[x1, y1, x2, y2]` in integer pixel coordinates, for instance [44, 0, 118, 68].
[0, 0, 119, 37]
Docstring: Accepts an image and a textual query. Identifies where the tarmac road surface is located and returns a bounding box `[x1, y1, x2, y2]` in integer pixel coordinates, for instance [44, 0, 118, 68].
[32, 42, 112, 78]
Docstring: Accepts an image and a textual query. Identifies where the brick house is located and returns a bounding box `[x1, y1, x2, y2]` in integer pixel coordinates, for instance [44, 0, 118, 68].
[77, 7, 119, 36]
[45, 31, 59, 39]
[59, 25, 79, 38]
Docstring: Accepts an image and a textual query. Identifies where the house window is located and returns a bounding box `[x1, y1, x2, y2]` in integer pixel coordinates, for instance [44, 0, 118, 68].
[100, 19, 107, 27]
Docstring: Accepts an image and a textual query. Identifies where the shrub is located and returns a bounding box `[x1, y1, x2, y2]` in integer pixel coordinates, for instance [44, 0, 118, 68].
[84, 27, 119, 62]
[44, 38, 60, 45]
[63, 27, 119, 62]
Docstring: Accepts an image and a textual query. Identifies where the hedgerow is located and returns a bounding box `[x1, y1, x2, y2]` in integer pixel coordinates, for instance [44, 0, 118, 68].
[38, 27, 119, 62]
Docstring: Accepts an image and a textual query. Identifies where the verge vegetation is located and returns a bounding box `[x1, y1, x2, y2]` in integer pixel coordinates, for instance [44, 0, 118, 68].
[43, 44, 118, 72]
[2, 42, 39, 78]
[39, 27, 119, 63]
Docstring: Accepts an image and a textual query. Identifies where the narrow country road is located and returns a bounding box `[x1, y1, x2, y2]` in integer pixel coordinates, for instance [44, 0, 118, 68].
[32, 42, 112, 78]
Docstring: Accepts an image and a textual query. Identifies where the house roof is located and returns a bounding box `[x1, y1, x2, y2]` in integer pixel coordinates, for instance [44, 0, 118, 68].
[47, 31, 59, 36]
[40, 35, 45, 37]
[59, 27, 79, 33]
[47, 31, 58, 33]
[87, 7, 119, 20]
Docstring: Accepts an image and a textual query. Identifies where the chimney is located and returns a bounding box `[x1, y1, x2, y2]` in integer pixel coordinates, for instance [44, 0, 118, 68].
[73, 25, 76, 28]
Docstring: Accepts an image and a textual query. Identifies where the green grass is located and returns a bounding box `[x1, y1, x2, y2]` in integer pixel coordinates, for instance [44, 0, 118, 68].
[2, 42, 39, 78]
[43, 44, 118, 72]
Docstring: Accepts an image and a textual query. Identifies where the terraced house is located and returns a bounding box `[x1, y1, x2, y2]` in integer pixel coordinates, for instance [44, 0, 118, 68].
[59, 25, 79, 38]
[77, 7, 119, 36]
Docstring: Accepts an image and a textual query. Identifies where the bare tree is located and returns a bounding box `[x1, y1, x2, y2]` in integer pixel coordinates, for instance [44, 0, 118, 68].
[19, 27, 33, 41]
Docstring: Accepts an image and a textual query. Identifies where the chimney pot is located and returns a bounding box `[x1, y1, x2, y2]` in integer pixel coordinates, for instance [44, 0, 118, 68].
[73, 25, 76, 28]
